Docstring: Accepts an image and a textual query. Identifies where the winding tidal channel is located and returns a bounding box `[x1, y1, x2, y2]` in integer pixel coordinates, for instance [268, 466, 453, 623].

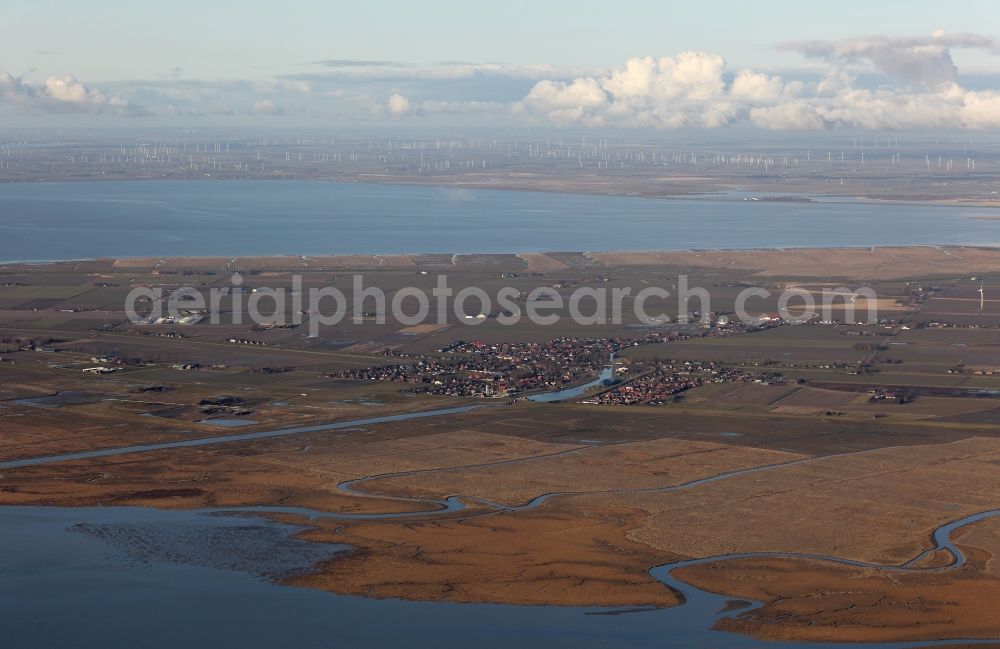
[3, 392, 1000, 648]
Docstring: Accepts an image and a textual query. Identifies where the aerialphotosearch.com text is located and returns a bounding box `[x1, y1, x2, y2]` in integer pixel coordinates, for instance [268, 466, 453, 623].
[125, 273, 879, 337]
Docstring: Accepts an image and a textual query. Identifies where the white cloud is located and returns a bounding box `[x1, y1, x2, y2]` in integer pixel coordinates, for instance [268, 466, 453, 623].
[0, 71, 146, 115]
[518, 52, 743, 129]
[386, 93, 410, 118]
[748, 101, 825, 130]
[730, 70, 786, 101]
[516, 33, 1000, 130]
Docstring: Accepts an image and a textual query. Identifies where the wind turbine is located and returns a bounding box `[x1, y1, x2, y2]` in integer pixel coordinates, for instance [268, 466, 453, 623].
[979, 281, 985, 313]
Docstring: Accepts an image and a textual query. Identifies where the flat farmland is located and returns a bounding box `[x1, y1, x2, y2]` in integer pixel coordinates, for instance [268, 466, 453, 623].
[625, 324, 877, 366]
[680, 382, 798, 408]
[361, 437, 806, 505]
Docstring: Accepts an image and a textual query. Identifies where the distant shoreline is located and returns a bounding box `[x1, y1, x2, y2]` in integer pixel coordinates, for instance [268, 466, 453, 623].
[5, 245, 1000, 281]
[0, 244, 984, 266]
[2, 175, 1000, 210]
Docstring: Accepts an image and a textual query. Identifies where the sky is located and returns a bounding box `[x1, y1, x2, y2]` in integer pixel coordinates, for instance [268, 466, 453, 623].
[3, 0, 1000, 130]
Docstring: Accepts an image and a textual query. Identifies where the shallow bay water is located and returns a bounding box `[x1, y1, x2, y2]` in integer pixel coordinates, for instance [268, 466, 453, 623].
[1, 181, 999, 261]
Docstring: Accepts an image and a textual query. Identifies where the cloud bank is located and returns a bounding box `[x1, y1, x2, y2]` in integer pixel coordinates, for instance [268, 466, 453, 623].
[5, 32, 1000, 129]
[364, 92, 504, 119]
[515, 33, 1000, 130]
[0, 71, 146, 116]
[781, 32, 998, 89]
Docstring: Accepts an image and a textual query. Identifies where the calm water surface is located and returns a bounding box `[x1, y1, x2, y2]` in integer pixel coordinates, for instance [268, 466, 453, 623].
[1, 181, 999, 261]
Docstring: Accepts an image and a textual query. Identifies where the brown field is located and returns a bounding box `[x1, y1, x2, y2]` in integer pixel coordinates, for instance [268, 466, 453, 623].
[592, 246, 1000, 280]
[361, 436, 806, 505]
[292, 505, 680, 607]
[676, 517, 1000, 643]
[518, 252, 571, 274]
[624, 437, 1000, 564]
[768, 386, 860, 409]
[398, 323, 451, 334]
[683, 382, 798, 407]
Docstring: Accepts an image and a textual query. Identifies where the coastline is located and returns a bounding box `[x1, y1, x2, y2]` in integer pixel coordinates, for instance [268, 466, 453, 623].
[4, 174, 1000, 209]
[6, 244, 1000, 280]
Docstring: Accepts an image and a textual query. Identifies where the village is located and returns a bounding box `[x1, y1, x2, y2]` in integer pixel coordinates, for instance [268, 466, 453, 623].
[590, 360, 786, 406]
[335, 336, 638, 397]
[335, 329, 792, 401]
